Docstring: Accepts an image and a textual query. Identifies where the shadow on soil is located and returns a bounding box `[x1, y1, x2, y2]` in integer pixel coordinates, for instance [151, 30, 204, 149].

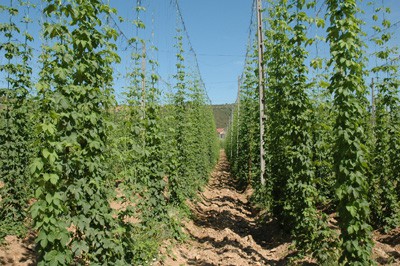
[0, 233, 36, 266]
[188, 154, 317, 266]
[379, 233, 400, 247]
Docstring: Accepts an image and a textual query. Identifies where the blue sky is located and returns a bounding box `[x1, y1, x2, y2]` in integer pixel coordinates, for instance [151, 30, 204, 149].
[100, 0, 400, 104]
[1, 0, 399, 105]
[112, 0, 400, 104]
[108, 0, 253, 105]
[178, 0, 252, 104]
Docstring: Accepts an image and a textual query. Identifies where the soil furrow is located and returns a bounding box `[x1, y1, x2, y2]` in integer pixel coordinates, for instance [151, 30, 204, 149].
[156, 150, 291, 266]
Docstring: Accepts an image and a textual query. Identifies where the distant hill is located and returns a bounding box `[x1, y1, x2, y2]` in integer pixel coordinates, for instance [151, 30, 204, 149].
[211, 103, 235, 129]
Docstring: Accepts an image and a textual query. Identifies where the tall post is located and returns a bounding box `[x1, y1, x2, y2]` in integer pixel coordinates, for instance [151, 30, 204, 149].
[236, 76, 241, 157]
[257, 0, 266, 185]
[140, 43, 147, 148]
[141, 43, 146, 120]
[371, 78, 375, 127]
[230, 112, 233, 159]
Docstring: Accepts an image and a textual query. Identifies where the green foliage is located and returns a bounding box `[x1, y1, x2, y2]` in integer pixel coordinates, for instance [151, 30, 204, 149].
[226, 42, 260, 191]
[326, 0, 374, 264]
[225, 0, 339, 261]
[212, 103, 234, 129]
[310, 86, 336, 207]
[369, 3, 400, 231]
[226, 0, 399, 264]
[124, 7, 169, 227]
[0, 0, 218, 264]
[0, 0, 34, 239]
[105, 7, 218, 263]
[5, 0, 399, 265]
[31, 1, 133, 264]
[166, 29, 219, 208]
[167, 30, 191, 206]
[262, 0, 336, 262]
[226, 2, 338, 264]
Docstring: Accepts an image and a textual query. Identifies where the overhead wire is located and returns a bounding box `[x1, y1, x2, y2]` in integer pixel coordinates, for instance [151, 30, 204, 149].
[228, 0, 257, 130]
[103, 0, 212, 102]
[239, 0, 257, 86]
[100, 0, 172, 88]
[366, 20, 400, 41]
[172, 0, 212, 104]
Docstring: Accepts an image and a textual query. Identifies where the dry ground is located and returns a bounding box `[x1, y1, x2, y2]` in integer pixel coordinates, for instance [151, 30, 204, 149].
[0, 234, 35, 266]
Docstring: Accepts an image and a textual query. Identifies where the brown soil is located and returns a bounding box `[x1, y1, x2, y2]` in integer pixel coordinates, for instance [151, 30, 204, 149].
[0, 233, 36, 266]
[373, 227, 400, 265]
[155, 150, 295, 266]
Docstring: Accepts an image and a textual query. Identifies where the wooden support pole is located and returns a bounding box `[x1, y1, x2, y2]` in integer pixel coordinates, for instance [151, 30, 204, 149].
[141, 43, 146, 119]
[230, 112, 233, 159]
[257, 0, 266, 185]
[236, 76, 241, 157]
[371, 78, 375, 127]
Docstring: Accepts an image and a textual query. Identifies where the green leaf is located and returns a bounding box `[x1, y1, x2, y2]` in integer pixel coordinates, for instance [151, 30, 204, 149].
[30, 159, 44, 174]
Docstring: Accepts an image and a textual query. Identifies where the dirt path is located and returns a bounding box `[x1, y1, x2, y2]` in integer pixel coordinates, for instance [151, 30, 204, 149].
[156, 150, 292, 266]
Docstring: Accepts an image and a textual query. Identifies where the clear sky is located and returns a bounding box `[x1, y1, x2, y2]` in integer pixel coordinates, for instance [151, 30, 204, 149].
[109, 0, 253, 105]
[109, 0, 400, 104]
[1, 0, 399, 105]
[178, 0, 252, 104]
[1, 0, 252, 104]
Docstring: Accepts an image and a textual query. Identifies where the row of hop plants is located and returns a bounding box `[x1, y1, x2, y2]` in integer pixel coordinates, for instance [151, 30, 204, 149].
[226, 0, 399, 264]
[0, 0, 219, 265]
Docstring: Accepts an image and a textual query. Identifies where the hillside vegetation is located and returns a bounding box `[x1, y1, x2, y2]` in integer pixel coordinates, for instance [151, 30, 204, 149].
[211, 103, 234, 129]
